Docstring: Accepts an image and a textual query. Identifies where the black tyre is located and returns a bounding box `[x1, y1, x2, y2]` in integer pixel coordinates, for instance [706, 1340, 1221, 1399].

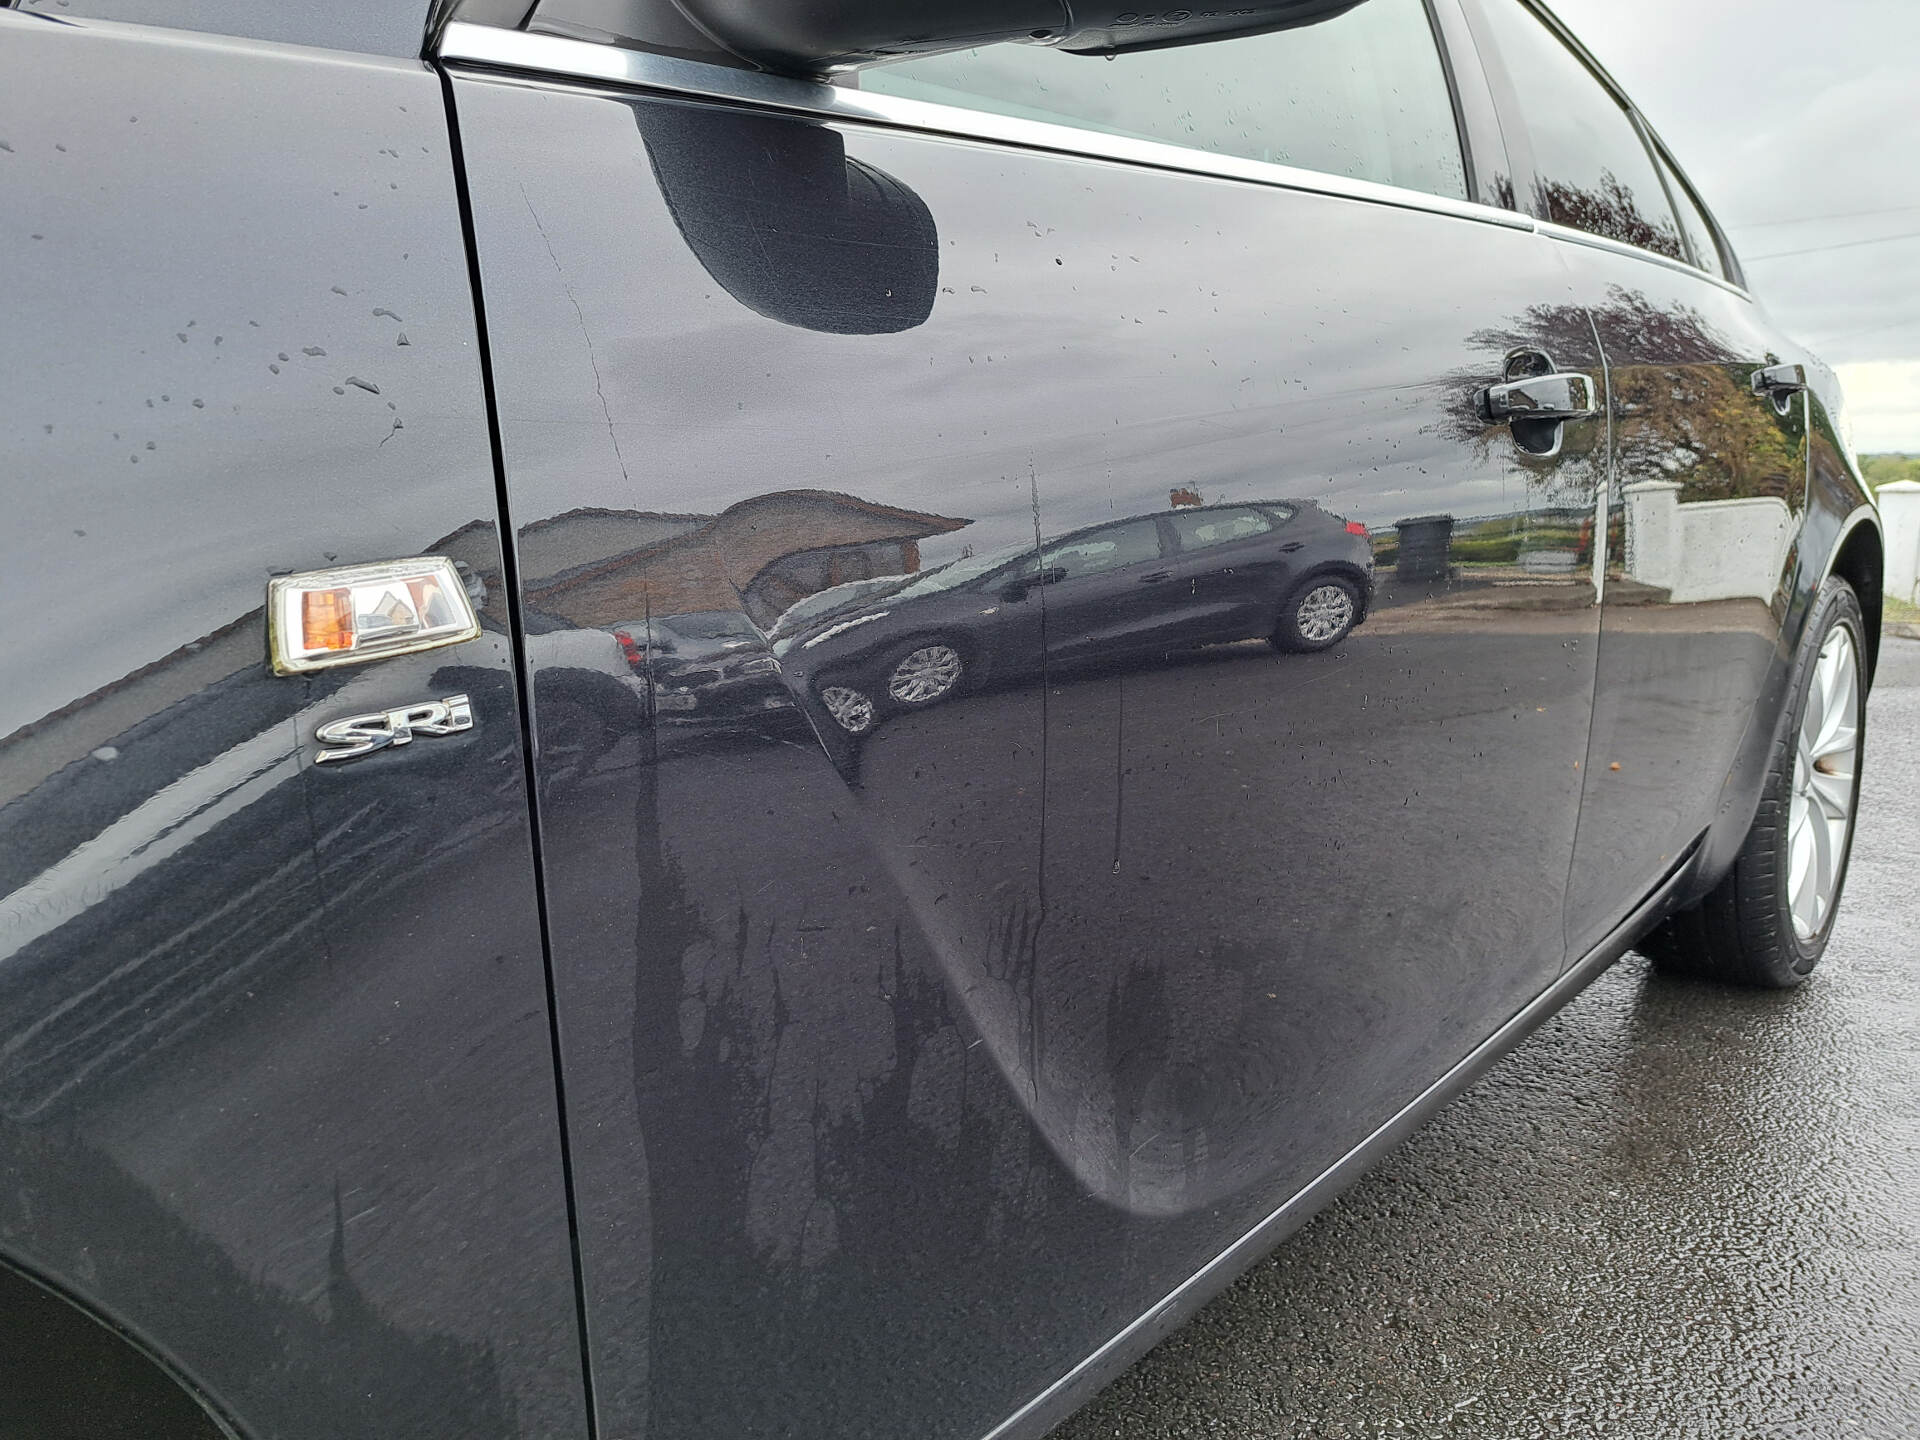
[1643, 577, 1867, 987]
[1271, 574, 1360, 653]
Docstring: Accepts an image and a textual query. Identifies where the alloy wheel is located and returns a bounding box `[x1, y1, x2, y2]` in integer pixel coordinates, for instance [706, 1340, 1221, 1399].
[821, 685, 876, 734]
[1296, 584, 1355, 644]
[1787, 625, 1861, 941]
[887, 645, 963, 704]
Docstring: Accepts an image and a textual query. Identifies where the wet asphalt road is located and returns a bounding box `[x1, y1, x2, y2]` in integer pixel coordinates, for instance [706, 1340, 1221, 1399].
[1052, 637, 1920, 1440]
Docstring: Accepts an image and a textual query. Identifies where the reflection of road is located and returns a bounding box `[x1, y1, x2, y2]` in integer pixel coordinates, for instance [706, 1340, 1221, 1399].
[1052, 637, 1920, 1440]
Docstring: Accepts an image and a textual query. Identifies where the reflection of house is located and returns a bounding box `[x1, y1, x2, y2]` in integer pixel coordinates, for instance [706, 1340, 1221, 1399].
[518, 490, 970, 630]
[1623, 480, 1793, 604]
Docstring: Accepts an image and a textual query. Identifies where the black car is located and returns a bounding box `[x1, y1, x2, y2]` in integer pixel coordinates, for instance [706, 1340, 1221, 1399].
[614, 610, 790, 726]
[0, 1, 1885, 1438]
[772, 501, 1373, 733]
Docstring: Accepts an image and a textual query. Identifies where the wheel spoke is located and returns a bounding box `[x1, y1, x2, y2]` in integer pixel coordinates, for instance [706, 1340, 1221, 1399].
[1807, 784, 1836, 928]
[1808, 767, 1853, 822]
[1789, 814, 1819, 935]
[1811, 720, 1858, 767]
[1801, 655, 1831, 750]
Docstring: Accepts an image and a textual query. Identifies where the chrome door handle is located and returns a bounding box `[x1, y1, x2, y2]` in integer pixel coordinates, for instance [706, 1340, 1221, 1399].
[1477, 372, 1598, 422]
[1752, 362, 1806, 396]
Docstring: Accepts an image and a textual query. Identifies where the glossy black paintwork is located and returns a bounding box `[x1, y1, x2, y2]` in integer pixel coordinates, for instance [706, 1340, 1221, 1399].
[1452, 0, 1873, 950]
[16, 0, 435, 58]
[1, 4, 1884, 1439]
[449, 62, 1633, 1438]
[0, 14, 584, 1438]
[770, 501, 1374, 743]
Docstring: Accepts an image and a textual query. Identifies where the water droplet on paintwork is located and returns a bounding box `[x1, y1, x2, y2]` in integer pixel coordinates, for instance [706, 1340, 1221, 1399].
[303, 346, 325, 356]
[373, 308, 402, 322]
[396, 332, 410, 346]
[269, 363, 280, 373]
[331, 285, 347, 296]
[193, 398, 205, 408]
[344, 376, 379, 394]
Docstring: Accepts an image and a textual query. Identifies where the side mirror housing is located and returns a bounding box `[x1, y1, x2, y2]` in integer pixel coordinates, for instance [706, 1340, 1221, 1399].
[669, 0, 1371, 72]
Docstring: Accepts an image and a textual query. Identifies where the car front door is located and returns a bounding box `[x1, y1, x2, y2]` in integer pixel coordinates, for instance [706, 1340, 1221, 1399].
[442, 2, 1604, 1435]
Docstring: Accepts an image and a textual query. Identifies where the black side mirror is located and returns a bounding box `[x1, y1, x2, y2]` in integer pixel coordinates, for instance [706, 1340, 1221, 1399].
[671, 0, 1371, 71]
[636, 104, 937, 336]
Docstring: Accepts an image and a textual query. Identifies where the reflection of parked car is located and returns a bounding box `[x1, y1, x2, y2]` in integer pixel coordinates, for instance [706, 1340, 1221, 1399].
[4, 1, 1889, 1438]
[774, 502, 1371, 732]
[613, 611, 789, 723]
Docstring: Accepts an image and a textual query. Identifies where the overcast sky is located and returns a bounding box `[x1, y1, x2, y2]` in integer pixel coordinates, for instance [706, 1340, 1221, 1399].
[1550, 0, 1920, 451]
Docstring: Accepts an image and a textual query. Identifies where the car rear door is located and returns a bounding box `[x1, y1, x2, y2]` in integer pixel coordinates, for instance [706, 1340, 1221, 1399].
[1460, 0, 1814, 956]
[440, 3, 1605, 1435]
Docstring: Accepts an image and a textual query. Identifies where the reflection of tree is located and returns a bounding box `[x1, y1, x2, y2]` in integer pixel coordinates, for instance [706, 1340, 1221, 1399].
[1430, 286, 1798, 507]
[1537, 170, 1684, 262]
[624, 752, 1121, 1438]
[1585, 289, 1800, 504]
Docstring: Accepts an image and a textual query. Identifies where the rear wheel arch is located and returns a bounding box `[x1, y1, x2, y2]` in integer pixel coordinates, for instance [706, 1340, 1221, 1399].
[1284, 561, 1373, 617]
[0, 1256, 233, 1439]
[1824, 509, 1884, 685]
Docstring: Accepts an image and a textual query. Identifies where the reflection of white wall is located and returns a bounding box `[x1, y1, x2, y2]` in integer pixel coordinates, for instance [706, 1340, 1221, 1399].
[1623, 481, 1795, 604]
[1882, 480, 1920, 608]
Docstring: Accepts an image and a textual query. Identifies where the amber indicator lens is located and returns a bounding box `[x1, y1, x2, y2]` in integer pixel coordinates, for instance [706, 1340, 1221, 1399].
[301, 588, 354, 653]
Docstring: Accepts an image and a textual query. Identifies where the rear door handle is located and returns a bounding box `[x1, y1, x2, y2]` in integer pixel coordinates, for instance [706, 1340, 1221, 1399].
[1278, 541, 1304, 553]
[1477, 372, 1598, 422]
[1139, 569, 1174, 584]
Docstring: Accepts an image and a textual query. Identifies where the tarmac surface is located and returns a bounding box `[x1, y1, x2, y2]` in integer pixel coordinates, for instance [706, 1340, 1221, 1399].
[1051, 637, 1920, 1439]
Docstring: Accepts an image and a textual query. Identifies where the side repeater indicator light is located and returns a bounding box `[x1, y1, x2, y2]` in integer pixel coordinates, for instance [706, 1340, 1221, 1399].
[267, 557, 480, 674]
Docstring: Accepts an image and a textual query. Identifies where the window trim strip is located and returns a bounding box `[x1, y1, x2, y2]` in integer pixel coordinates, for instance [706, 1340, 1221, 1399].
[435, 20, 1534, 232]
[1536, 219, 1754, 300]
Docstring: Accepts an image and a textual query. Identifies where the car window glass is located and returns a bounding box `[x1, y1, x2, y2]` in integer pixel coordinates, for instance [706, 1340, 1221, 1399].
[1169, 507, 1275, 550]
[1653, 149, 1727, 279]
[859, 0, 1467, 201]
[1042, 519, 1163, 579]
[1474, 0, 1684, 259]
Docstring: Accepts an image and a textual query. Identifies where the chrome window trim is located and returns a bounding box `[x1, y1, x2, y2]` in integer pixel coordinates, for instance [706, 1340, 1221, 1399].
[436, 21, 1534, 232]
[1536, 218, 1753, 300]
